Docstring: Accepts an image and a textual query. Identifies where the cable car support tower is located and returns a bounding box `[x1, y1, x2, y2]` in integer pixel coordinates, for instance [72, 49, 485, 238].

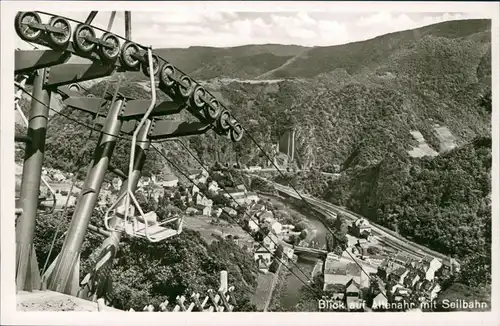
[13, 10, 244, 310]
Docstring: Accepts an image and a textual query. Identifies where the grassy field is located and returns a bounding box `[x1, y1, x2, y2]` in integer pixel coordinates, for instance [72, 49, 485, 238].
[183, 215, 253, 244]
[251, 272, 275, 311]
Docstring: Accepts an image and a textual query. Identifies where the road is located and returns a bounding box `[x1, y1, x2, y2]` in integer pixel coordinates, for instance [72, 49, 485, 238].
[239, 168, 340, 178]
[263, 262, 283, 312]
[272, 183, 452, 263]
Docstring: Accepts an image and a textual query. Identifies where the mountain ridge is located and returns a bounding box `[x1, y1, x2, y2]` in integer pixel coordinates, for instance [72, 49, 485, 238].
[25, 18, 491, 180]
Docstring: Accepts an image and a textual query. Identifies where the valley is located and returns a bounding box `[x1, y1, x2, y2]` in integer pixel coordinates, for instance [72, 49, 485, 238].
[16, 17, 492, 313]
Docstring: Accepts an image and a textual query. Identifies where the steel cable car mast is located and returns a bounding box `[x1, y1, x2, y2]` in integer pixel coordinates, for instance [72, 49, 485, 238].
[14, 10, 244, 308]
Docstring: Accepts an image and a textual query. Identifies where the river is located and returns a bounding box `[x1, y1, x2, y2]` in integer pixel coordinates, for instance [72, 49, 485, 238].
[279, 207, 328, 310]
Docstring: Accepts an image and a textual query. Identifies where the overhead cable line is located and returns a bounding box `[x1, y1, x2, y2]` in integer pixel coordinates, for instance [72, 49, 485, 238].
[220, 111, 388, 301]
[175, 139, 317, 288]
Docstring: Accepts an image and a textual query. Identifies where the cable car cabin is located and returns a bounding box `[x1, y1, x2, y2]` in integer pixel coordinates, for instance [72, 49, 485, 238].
[111, 203, 182, 242]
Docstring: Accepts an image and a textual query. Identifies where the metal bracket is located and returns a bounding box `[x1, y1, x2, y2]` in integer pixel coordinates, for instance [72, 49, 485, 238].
[15, 134, 32, 143]
[63, 97, 108, 116]
[148, 120, 212, 140]
[120, 120, 137, 134]
[45, 61, 116, 88]
[15, 50, 71, 74]
[103, 89, 135, 102]
[57, 85, 84, 99]
[120, 100, 185, 120]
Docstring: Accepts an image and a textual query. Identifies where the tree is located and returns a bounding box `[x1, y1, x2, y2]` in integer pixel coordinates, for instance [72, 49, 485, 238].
[299, 230, 307, 240]
[294, 221, 307, 232]
[255, 225, 270, 242]
[326, 233, 335, 252]
[288, 234, 300, 246]
[34, 200, 259, 311]
[435, 283, 490, 311]
[333, 213, 345, 232]
[211, 193, 231, 207]
[172, 198, 185, 210]
[236, 204, 247, 215]
[197, 183, 208, 193]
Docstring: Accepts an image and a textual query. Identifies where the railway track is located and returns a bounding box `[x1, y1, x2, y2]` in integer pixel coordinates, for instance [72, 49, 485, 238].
[273, 183, 452, 263]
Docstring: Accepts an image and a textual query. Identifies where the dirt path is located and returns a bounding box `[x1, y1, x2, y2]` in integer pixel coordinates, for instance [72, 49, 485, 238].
[17, 290, 120, 311]
[255, 49, 309, 80]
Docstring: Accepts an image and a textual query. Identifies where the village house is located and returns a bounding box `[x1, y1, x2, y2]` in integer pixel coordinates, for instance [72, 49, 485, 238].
[263, 233, 279, 252]
[280, 245, 295, 260]
[393, 287, 411, 303]
[159, 174, 179, 188]
[208, 180, 219, 193]
[257, 211, 282, 235]
[188, 169, 202, 180]
[254, 245, 271, 263]
[424, 283, 441, 301]
[376, 253, 445, 304]
[414, 256, 442, 281]
[223, 187, 246, 204]
[255, 246, 272, 271]
[195, 193, 213, 208]
[252, 203, 265, 212]
[150, 187, 165, 201]
[223, 207, 237, 217]
[436, 257, 461, 278]
[186, 207, 199, 215]
[371, 291, 389, 310]
[351, 218, 371, 238]
[323, 254, 362, 292]
[138, 176, 152, 188]
[281, 224, 295, 231]
[247, 166, 262, 172]
[188, 169, 209, 184]
[111, 177, 122, 191]
[354, 239, 370, 256]
[345, 279, 363, 310]
[267, 219, 282, 235]
[195, 204, 211, 217]
[390, 266, 409, 285]
[212, 207, 223, 217]
[190, 185, 199, 196]
[403, 270, 421, 289]
[248, 219, 260, 233]
[280, 224, 296, 236]
[52, 171, 66, 182]
[393, 252, 416, 267]
[377, 258, 404, 281]
[258, 211, 274, 223]
[245, 192, 260, 205]
[236, 184, 247, 193]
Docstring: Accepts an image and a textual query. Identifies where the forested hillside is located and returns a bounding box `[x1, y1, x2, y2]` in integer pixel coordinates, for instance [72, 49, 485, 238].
[20, 19, 490, 177]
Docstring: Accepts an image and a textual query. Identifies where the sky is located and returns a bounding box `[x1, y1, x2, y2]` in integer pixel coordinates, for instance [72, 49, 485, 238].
[15, 11, 489, 50]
